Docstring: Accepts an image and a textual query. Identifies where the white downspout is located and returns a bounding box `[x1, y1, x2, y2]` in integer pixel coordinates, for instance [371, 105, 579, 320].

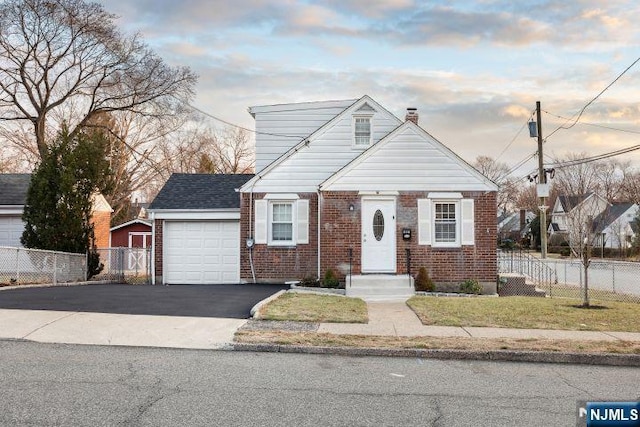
[317, 188, 322, 279]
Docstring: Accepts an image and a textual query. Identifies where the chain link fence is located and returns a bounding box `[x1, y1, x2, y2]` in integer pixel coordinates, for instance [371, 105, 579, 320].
[498, 250, 640, 303]
[94, 247, 151, 284]
[0, 246, 86, 286]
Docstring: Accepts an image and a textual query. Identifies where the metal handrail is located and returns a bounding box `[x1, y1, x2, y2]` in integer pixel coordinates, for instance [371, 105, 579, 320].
[498, 249, 557, 290]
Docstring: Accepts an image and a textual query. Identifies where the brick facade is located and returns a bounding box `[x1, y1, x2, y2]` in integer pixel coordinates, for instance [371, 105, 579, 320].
[91, 211, 111, 249]
[154, 219, 163, 283]
[240, 190, 497, 285]
[240, 193, 318, 282]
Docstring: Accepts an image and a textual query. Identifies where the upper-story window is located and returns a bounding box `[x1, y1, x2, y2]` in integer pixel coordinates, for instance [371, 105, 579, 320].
[353, 116, 372, 147]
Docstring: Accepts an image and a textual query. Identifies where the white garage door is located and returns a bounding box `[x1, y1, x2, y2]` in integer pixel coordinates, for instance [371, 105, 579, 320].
[0, 216, 24, 247]
[163, 221, 240, 284]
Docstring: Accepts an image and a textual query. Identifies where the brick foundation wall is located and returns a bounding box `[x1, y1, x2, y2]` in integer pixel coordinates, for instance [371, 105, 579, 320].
[240, 193, 318, 282]
[154, 219, 163, 283]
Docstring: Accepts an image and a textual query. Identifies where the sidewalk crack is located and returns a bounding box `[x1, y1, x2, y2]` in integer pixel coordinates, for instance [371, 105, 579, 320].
[460, 327, 472, 337]
[22, 311, 79, 340]
[601, 331, 621, 341]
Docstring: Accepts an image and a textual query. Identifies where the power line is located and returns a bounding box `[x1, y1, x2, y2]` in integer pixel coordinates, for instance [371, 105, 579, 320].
[495, 109, 536, 162]
[549, 143, 640, 169]
[172, 96, 307, 139]
[544, 56, 640, 141]
[543, 110, 640, 135]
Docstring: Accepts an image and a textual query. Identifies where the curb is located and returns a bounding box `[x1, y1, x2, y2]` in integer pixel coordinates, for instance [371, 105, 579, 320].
[232, 343, 640, 367]
[250, 289, 287, 318]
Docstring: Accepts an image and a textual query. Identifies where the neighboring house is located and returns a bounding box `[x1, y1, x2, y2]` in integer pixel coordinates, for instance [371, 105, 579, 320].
[0, 174, 30, 247]
[149, 173, 253, 284]
[498, 209, 535, 242]
[237, 95, 498, 290]
[592, 202, 639, 250]
[0, 173, 112, 249]
[110, 219, 152, 249]
[548, 193, 610, 237]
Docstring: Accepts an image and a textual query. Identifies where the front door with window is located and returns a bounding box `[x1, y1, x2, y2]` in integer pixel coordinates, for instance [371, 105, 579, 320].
[361, 198, 396, 273]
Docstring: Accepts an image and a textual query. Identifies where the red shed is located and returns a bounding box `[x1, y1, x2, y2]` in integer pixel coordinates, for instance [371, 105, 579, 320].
[109, 219, 152, 248]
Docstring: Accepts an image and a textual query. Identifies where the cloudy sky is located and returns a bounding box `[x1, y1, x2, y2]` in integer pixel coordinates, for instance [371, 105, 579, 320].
[99, 0, 640, 179]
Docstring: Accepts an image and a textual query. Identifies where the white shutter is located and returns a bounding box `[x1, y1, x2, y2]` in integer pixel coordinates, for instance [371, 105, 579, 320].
[418, 199, 431, 245]
[296, 199, 309, 244]
[461, 199, 475, 245]
[254, 199, 267, 244]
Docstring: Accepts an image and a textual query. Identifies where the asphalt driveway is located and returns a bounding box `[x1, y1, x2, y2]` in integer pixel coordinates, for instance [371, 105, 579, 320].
[0, 284, 288, 319]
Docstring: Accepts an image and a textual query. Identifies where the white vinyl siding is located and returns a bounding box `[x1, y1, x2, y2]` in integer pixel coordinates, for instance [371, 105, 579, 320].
[321, 125, 497, 192]
[418, 198, 475, 247]
[247, 100, 402, 193]
[0, 215, 24, 247]
[252, 100, 357, 173]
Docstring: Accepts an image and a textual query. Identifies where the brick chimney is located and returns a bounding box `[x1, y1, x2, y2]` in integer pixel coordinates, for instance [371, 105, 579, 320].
[405, 107, 418, 125]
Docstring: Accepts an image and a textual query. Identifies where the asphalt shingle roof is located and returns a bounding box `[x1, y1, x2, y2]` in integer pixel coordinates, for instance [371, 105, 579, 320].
[592, 202, 635, 234]
[0, 174, 31, 205]
[148, 173, 254, 210]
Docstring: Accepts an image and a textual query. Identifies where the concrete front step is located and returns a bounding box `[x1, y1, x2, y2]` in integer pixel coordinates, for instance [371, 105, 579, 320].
[345, 274, 415, 300]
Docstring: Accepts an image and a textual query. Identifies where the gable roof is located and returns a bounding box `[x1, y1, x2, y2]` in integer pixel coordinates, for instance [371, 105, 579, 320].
[558, 193, 592, 212]
[320, 121, 499, 192]
[240, 95, 402, 192]
[149, 173, 254, 211]
[592, 202, 637, 234]
[0, 174, 31, 205]
[109, 218, 152, 232]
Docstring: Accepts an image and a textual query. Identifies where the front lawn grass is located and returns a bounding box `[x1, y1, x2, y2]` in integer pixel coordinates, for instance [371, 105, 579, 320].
[256, 292, 368, 323]
[234, 330, 640, 354]
[406, 296, 640, 332]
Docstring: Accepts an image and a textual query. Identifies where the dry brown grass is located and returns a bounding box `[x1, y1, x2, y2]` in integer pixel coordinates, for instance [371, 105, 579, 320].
[257, 292, 368, 323]
[235, 330, 640, 354]
[407, 296, 640, 332]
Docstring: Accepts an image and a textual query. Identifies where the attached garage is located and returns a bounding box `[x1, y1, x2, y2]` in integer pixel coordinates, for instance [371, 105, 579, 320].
[163, 220, 240, 284]
[148, 173, 254, 285]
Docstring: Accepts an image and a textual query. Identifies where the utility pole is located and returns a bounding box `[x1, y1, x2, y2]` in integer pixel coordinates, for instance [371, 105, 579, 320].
[536, 101, 548, 259]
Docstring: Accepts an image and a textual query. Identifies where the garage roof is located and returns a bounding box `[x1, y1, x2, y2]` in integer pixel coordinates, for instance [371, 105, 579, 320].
[0, 174, 31, 205]
[149, 173, 254, 210]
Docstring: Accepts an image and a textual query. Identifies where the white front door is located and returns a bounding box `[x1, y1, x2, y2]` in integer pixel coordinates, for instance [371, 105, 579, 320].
[361, 198, 396, 273]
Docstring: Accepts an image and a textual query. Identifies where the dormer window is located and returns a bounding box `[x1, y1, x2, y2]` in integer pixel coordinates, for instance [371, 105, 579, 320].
[353, 115, 372, 147]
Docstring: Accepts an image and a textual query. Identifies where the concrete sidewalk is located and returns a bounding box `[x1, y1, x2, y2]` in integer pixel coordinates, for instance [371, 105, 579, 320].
[318, 302, 640, 342]
[0, 308, 246, 349]
[2, 301, 640, 353]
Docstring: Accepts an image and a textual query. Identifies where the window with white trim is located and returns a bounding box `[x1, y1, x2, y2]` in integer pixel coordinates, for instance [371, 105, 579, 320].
[270, 202, 294, 244]
[418, 196, 473, 248]
[434, 202, 457, 244]
[353, 116, 372, 147]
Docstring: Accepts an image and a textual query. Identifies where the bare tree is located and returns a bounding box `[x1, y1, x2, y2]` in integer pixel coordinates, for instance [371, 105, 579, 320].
[552, 154, 628, 202]
[0, 0, 197, 158]
[473, 155, 517, 214]
[619, 171, 640, 205]
[563, 197, 609, 307]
